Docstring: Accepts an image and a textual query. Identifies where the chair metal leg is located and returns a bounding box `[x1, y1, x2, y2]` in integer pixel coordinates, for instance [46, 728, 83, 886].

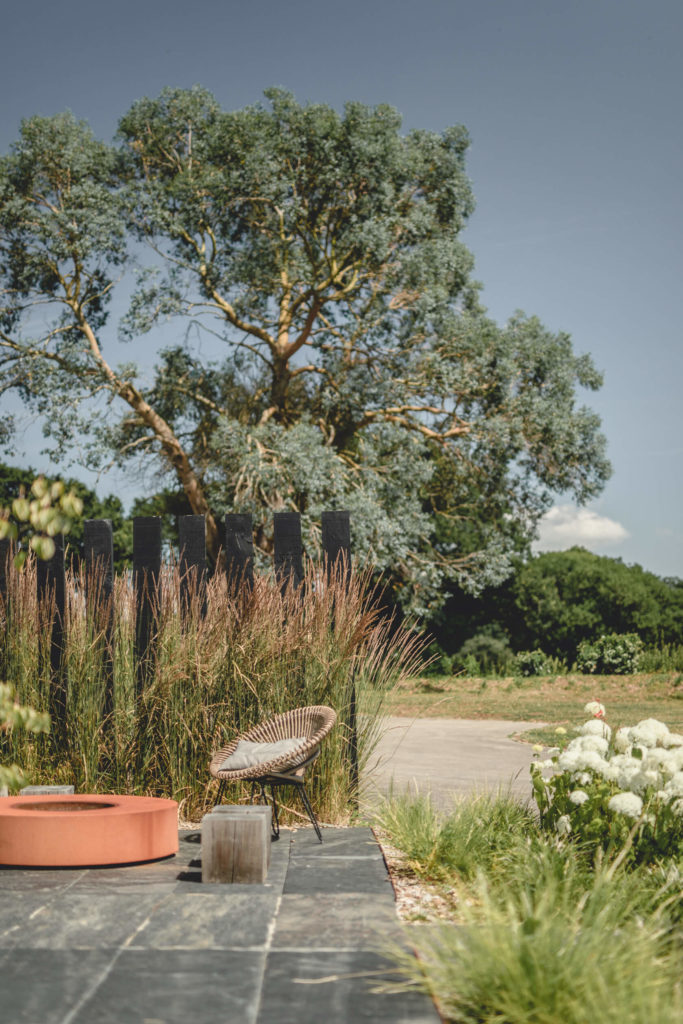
[250, 779, 280, 839]
[298, 782, 323, 842]
[214, 780, 226, 806]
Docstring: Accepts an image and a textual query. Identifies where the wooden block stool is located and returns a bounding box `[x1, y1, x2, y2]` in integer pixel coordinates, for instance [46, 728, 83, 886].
[202, 804, 272, 884]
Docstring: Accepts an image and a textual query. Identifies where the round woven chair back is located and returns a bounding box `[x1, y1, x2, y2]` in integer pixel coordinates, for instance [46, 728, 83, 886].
[209, 705, 337, 782]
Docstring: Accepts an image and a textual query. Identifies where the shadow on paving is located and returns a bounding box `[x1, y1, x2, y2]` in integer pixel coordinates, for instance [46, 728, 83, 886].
[0, 827, 439, 1024]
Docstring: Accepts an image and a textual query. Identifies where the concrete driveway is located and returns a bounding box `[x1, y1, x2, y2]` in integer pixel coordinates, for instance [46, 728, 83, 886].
[362, 716, 542, 810]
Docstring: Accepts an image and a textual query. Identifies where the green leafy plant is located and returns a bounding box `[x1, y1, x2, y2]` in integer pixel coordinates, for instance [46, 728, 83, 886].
[576, 632, 644, 674]
[0, 683, 50, 791]
[0, 475, 83, 567]
[456, 632, 513, 676]
[514, 648, 552, 676]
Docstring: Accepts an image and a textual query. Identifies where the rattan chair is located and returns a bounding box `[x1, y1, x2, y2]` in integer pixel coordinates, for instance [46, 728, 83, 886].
[209, 705, 337, 842]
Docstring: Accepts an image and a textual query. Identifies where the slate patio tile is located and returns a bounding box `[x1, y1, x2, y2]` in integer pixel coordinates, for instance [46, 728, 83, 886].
[272, 893, 402, 949]
[0, 866, 87, 893]
[0, 892, 167, 949]
[0, 948, 116, 1024]
[68, 859, 181, 895]
[258, 950, 440, 1024]
[289, 826, 379, 857]
[129, 890, 278, 949]
[283, 851, 394, 895]
[70, 948, 264, 1024]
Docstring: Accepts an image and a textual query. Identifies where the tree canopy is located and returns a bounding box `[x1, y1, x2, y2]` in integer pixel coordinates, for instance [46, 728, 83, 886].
[432, 547, 683, 660]
[0, 87, 610, 610]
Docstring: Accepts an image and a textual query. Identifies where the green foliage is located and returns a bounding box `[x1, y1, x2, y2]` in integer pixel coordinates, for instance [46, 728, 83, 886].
[0, 556, 423, 821]
[0, 682, 50, 791]
[514, 648, 554, 676]
[430, 547, 683, 662]
[0, 462, 131, 569]
[576, 632, 644, 674]
[455, 630, 513, 676]
[0, 472, 84, 566]
[0, 89, 610, 611]
[640, 644, 683, 673]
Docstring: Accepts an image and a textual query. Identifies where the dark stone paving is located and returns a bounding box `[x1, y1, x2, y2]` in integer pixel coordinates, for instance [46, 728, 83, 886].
[0, 827, 439, 1024]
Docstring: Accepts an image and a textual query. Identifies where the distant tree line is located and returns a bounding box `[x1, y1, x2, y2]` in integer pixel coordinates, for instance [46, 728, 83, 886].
[429, 546, 683, 665]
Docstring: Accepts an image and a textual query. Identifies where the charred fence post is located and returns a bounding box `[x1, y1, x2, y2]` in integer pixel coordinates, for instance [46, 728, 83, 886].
[179, 514, 207, 618]
[225, 513, 254, 592]
[133, 516, 161, 699]
[321, 511, 357, 801]
[36, 533, 67, 741]
[84, 519, 115, 730]
[0, 537, 11, 608]
[273, 512, 304, 593]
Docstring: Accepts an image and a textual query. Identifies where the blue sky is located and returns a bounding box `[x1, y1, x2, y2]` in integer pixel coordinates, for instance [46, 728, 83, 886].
[1, 0, 681, 577]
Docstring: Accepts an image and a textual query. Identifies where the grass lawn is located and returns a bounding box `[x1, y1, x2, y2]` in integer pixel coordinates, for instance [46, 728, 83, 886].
[387, 671, 683, 746]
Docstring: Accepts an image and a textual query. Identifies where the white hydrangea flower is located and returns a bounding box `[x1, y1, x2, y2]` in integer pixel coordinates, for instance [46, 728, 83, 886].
[556, 814, 572, 835]
[573, 750, 609, 774]
[614, 728, 632, 753]
[584, 701, 606, 718]
[572, 771, 592, 785]
[558, 750, 581, 772]
[663, 732, 683, 749]
[574, 734, 609, 755]
[664, 772, 683, 797]
[608, 792, 643, 818]
[546, 747, 560, 757]
[569, 790, 589, 805]
[579, 719, 612, 741]
[597, 762, 620, 783]
[628, 770, 661, 795]
[631, 719, 669, 748]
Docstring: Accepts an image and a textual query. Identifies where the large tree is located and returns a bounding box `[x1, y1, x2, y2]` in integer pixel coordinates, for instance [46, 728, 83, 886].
[0, 88, 610, 611]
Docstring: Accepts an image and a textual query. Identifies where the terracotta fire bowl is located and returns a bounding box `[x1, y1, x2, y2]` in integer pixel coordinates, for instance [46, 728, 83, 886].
[0, 794, 178, 867]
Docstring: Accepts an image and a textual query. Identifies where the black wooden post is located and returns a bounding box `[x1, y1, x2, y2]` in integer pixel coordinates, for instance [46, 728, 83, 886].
[273, 511, 304, 591]
[84, 520, 115, 723]
[225, 513, 254, 590]
[0, 537, 11, 607]
[133, 516, 161, 697]
[321, 510, 351, 581]
[321, 511, 358, 801]
[36, 533, 67, 738]
[179, 514, 207, 616]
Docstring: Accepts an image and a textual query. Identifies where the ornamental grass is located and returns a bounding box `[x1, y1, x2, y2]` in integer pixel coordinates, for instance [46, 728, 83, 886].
[0, 556, 424, 822]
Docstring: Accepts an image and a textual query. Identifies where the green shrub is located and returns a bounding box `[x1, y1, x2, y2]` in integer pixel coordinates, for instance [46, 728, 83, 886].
[421, 642, 456, 677]
[576, 632, 644, 674]
[456, 632, 512, 676]
[639, 643, 683, 673]
[514, 649, 553, 676]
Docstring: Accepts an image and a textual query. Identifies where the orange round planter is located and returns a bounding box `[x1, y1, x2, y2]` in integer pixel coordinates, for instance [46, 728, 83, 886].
[0, 794, 178, 867]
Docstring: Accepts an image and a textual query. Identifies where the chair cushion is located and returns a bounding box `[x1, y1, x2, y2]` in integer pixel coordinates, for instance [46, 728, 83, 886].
[219, 737, 308, 772]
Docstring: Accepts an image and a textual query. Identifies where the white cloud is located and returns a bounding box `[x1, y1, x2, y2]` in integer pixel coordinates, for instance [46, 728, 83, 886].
[534, 504, 629, 552]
